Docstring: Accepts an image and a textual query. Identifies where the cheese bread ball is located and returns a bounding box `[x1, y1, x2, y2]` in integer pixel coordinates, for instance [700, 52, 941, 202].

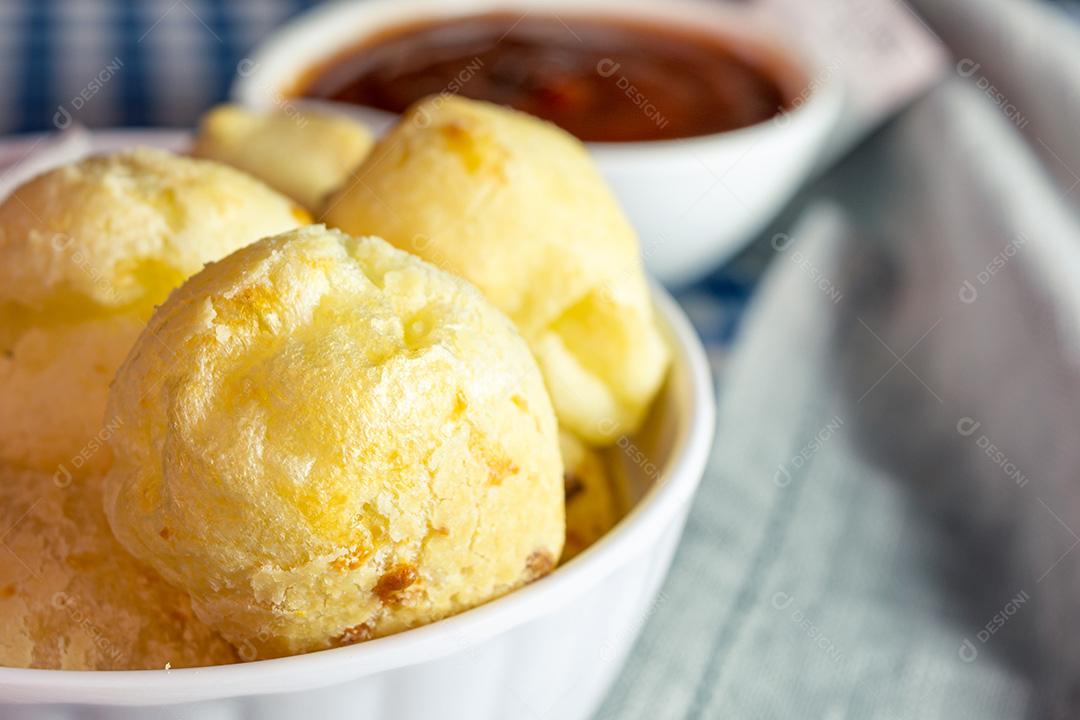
[104, 225, 564, 659]
[560, 431, 623, 562]
[193, 104, 374, 211]
[0, 148, 307, 472]
[323, 96, 670, 445]
[0, 466, 236, 670]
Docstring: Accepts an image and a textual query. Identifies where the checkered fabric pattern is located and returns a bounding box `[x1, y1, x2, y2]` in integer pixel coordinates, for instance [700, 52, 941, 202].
[0, 0, 315, 134]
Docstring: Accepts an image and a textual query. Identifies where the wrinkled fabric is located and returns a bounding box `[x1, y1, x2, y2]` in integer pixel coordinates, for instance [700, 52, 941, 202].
[600, 1, 1080, 717]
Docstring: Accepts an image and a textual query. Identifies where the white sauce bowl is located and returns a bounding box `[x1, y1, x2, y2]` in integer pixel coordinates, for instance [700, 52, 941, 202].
[232, 0, 843, 285]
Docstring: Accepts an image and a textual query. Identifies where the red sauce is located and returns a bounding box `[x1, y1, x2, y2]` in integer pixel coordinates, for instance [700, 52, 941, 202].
[296, 13, 797, 143]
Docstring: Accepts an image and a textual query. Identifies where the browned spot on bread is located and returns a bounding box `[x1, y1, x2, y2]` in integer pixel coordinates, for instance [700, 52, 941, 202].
[563, 472, 585, 502]
[524, 549, 556, 582]
[438, 121, 506, 178]
[159, 526, 172, 540]
[482, 450, 518, 485]
[440, 123, 481, 173]
[374, 563, 418, 605]
[491, 460, 519, 485]
[440, 122, 468, 140]
[0, 584, 15, 599]
[334, 622, 373, 647]
[331, 545, 372, 573]
[468, 432, 519, 485]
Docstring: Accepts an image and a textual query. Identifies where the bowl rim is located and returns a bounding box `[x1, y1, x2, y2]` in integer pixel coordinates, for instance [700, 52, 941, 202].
[230, 0, 843, 156]
[0, 280, 715, 705]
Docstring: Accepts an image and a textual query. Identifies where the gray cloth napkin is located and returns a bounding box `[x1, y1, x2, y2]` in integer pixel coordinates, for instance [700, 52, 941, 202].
[597, 1, 1080, 717]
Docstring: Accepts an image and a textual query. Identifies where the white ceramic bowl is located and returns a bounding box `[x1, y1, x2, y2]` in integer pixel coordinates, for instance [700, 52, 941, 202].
[231, 0, 843, 286]
[0, 130, 714, 718]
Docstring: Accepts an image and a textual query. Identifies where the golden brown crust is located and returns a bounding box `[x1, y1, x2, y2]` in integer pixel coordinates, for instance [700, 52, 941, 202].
[104, 226, 565, 658]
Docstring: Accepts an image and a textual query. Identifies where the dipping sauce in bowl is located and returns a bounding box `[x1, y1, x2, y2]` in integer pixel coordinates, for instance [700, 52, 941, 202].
[294, 12, 798, 143]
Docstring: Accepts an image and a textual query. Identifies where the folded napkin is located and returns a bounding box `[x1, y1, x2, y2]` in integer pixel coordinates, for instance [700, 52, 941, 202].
[598, 1, 1080, 717]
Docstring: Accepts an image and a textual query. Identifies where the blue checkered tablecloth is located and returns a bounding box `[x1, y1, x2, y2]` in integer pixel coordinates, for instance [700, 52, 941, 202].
[1, 0, 314, 134]
[0, 0, 757, 354]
